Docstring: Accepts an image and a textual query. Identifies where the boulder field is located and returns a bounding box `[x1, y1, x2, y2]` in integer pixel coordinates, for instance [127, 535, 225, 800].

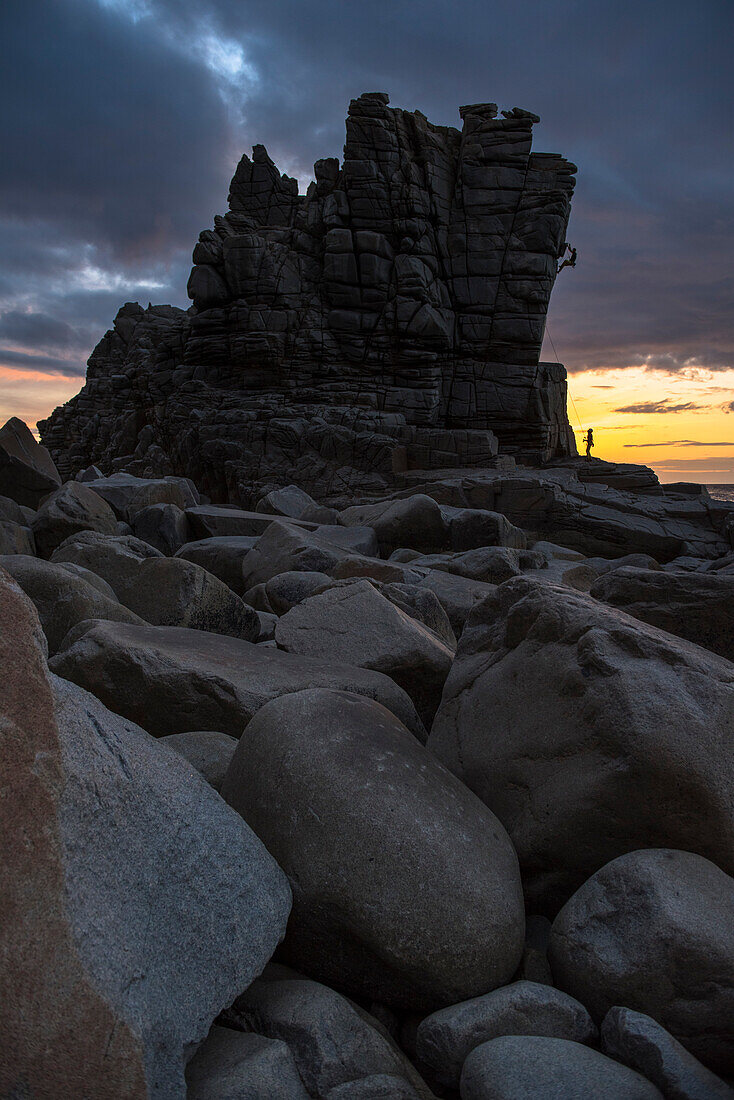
[3, 419, 734, 1099]
[5, 422, 734, 1100]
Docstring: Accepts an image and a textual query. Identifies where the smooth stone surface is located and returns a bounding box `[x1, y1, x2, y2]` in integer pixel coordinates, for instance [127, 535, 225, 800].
[554, 561, 602, 592]
[241, 520, 359, 589]
[0, 554, 143, 654]
[417, 569, 497, 635]
[115, 555, 260, 640]
[225, 976, 433, 1098]
[256, 483, 337, 524]
[449, 508, 527, 551]
[591, 566, 734, 661]
[176, 535, 259, 594]
[549, 849, 734, 1075]
[243, 582, 273, 611]
[82, 472, 199, 519]
[0, 416, 60, 507]
[221, 688, 524, 1011]
[585, 552, 661, 575]
[187, 506, 314, 540]
[325, 1075, 423, 1099]
[159, 731, 238, 791]
[532, 540, 585, 561]
[274, 579, 455, 728]
[75, 463, 104, 482]
[341, 495, 449, 554]
[265, 569, 332, 614]
[0, 519, 35, 555]
[428, 577, 734, 911]
[378, 581, 457, 647]
[32, 481, 118, 557]
[50, 619, 425, 739]
[0, 492, 30, 525]
[601, 1007, 734, 1100]
[460, 1035, 663, 1099]
[0, 570, 291, 1099]
[51, 529, 162, 595]
[131, 501, 191, 555]
[315, 523, 380, 557]
[186, 1025, 309, 1099]
[413, 546, 543, 584]
[57, 560, 119, 599]
[369, 495, 450, 554]
[416, 981, 597, 1088]
[256, 609, 278, 642]
[330, 554, 424, 585]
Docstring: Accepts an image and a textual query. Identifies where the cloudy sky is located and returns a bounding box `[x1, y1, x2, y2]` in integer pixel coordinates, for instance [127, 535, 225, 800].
[1, 0, 732, 479]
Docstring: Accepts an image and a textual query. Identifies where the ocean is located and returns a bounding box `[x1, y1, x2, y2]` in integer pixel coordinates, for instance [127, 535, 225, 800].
[704, 485, 734, 503]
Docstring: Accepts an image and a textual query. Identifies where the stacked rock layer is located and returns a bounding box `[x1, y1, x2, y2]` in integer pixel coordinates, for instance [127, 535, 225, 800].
[40, 93, 577, 504]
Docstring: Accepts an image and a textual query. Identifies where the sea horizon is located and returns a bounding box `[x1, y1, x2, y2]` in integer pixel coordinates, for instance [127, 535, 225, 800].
[702, 484, 734, 502]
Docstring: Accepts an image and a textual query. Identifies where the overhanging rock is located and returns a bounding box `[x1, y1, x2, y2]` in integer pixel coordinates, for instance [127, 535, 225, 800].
[40, 93, 577, 503]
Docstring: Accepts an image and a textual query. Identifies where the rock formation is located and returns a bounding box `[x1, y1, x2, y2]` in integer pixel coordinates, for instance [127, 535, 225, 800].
[8, 88, 734, 1100]
[40, 93, 577, 503]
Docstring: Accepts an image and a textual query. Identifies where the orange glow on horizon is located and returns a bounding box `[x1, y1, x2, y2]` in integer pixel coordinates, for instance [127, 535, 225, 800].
[567, 366, 734, 483]
[2, 359, 734, 484]
[0, 364, 82, 434]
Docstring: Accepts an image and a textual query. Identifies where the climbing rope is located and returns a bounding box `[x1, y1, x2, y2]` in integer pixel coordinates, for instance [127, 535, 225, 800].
[546, 324, 584, 434]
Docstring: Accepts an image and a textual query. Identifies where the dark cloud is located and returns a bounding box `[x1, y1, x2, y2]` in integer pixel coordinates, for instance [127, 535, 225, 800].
[1, 0, 230, 256]
[0, 349, 86, 375]
[0, 0, 732, 413]
[0, 311, 81, 349]
[614, 400, 708, 414]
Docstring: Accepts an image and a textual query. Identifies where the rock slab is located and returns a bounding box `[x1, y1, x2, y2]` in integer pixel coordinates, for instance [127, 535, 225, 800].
[428, 577, 734, 911]
[0, 568, 291, 1099]
[591, 565, 734, 661]
[274, 579, 455, 728]
[0, 415, 60, 507]
[601, 1007, 734, 1100]
[460, 1035, 663, 1099]
[416, 980, 597, 1088]
[50, 618, 425, 739]
[549, 849, 734, 1075]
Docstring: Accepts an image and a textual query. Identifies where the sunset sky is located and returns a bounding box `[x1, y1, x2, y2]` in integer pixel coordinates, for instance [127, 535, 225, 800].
[1, 0, 732, 480]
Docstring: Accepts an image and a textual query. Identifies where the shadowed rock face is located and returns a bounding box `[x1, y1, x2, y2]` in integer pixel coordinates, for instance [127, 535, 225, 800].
[40, 93, 576, 503]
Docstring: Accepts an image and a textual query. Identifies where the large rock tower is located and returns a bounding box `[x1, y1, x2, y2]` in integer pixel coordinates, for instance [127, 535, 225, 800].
[40, 93, 577, 503]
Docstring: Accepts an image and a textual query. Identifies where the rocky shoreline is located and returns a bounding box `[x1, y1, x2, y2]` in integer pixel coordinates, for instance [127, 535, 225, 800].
[2, 413, 734, 1098]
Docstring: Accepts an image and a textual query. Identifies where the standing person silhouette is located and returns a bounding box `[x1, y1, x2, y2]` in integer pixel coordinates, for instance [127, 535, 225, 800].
[584, 427, 594, 458]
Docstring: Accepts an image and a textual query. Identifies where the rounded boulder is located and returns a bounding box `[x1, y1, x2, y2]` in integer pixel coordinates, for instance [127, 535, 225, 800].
[460, 1035, 663, 1100]
[221, 688, 524, 1012]
[549, 849, 734, 1075]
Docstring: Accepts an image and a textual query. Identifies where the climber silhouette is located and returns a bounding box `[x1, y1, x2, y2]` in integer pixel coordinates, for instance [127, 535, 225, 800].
[583, 427, 594, 458]
[557, 243, 577, 274]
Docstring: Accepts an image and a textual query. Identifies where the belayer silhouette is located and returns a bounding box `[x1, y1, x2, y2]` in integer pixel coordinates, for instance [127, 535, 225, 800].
[583, 427, 594, 458]
[557, 242, 577, 274]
